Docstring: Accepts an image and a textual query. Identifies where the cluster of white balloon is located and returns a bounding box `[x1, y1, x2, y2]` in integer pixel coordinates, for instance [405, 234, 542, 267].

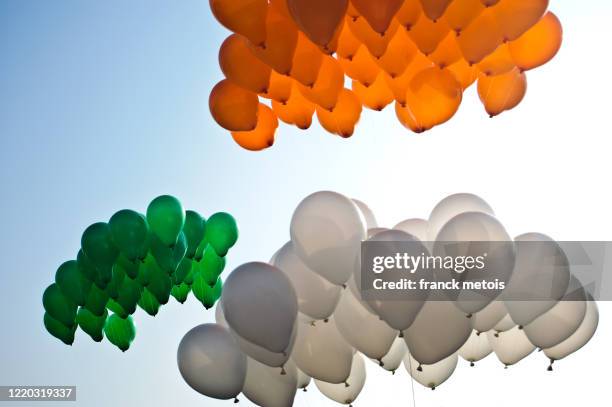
[177, 191, 599, 406]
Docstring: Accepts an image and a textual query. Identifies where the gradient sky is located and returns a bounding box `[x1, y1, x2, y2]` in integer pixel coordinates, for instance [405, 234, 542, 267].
[1, 1, 611, 406]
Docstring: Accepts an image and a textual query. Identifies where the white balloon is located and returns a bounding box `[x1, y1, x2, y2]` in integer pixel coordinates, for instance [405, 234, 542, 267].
[223, 262, 298, 355]
[353, 199, 378, 229]
[242, 357, 297, 407]
[428, 193, 494, 241]
[471, 301, 508, 333]
[493, 313, 516, 333]
[177, 324, 246, 400]
[403, 352, 458, 390]
[333, 289, 397, 361]
[458, 330, 492, 366]
[315, 353, 366, 405]
[291, 318, 354, 384]
[487, 326, 535, 367]
[295, 365, 312, 391]
[376, 337, 406, 373]
[290, 191, 367, 286]
[273, 241, 342, 320]
[393, 218, 429, 242]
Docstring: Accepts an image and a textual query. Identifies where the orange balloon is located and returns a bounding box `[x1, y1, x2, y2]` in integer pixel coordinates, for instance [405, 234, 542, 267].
[291, 32, 324, 87]
[260, 70, 293, 103]
[339, 46, 381, 87]
[210, 0, 268, 46]
[298, 56, 344, 110]
[477, 67, 527, 117]
[443, 0, 484, 35]
[428, 32, 462, 68]
[231, 103, 278, 151]
[350, 0, 405, 34]
[447, 59, 479, 89]
[316, 89, 362, 137]
[336, 21, 362, 60]
[272, 83, 316, 129]
[509, 12, 562, 71]
[457, 7, 503, 64]
[419, 0, 453, 22]
[348, 15, 399, 58]
[287, 0, 348, 47]
[477, 43, 515, 76]
[269, 0, 292, 19]
[384, 52, 434, 105]
[396, 0, 422, 30]
[493, 0, 549, 41]
[395, 67, 462, 132]
[210, 79, 260, 131]
[408, 14, 450, 56]
[219, 34, 271, 94]
[251, 6, 298, 75]
[352, 74, 395, 111]
[376, 28, 418, 78]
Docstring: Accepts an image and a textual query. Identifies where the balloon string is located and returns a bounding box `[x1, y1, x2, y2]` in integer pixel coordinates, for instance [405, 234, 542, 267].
[406, 352, 418, 407]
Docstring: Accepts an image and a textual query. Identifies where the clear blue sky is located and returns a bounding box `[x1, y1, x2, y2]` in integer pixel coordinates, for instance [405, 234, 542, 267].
[1, 1, 611, 406]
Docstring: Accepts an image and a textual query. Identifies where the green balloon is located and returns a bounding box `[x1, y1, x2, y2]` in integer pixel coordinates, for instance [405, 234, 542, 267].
[115, 254, 140, 280]
[109, 209, 149, 261]
[104, 314, 136, 352]
[150, 232, 187, 274]
[105, 265, 126, 299]
[134, 254, 156, 287]
[44, 312, 76, 345]
[42, 283, 77, 327]
[205, 212, 238, 257]
[147, 265, 172, 305]
[170, 283, 191, 304]
[84, 283, 109, 317]
[77, 307, 107, 342]
[55, 260, 92, 306]
[138, 288, 160, 316]
[115, 277, 142, 315]
[193, 236, 208, 261]
[146, 195, 185, 247]
[183, 211, 206, 258]
[192, 274, 222, 309]
[81, 222, 119, 280]
[106, 299, 128, 318]
[77, 249, 111, 289]
[199, 245, 226, 285]
[183, 263, 197, 286]
[172, 258, 193, 285]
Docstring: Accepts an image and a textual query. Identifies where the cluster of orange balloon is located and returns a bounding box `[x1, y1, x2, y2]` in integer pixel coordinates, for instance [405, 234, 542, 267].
[208, 0, 563, 151]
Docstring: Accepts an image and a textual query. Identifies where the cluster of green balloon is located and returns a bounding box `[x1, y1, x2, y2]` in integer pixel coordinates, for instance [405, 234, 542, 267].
[42, 195, 239, 352]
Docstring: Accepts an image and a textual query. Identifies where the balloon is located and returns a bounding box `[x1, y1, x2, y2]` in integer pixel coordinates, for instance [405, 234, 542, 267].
[198, 245, 226, 284]
[408, 14, 450, 55]
[396, 0, 422, 30]
[333, 290, 397, 361]
[290, 32, 324, 87]
[55, 260, 91, 306]
[522, 276, 586, 349]
[419, 0, 453, 21]
[171, 283, 191, 304]
[347, 16, 399, 58]
[352, 74, 395, 111]
[404, 352, 458, 390]
[403, 295, 472, 365]
[145, 195, 185, 249]
[471, 300, 508, 333]
[457, 8, 503, 64]
[114, 277, 142, 315]
[209, 79, 259, 131]
[351, 0, 404, 34]
[205, 212, 238, 257]
[84, 283, 109, 317]
[144, 260, 172, 305]
[177, 324, 247, 400]
[292, 318, 354, 384]
[316, 89, 362, 138]
[76, 307, 107, 342]
[290, 191, 366, 286]
[183, 210, 206, 259]
[210, 0, 268, 46]
[376, 29, 418, 77]
[230, 322, 297, 367]
[81, 222, 119, 280]
[104, 314, 136, 352]
[315, 353, 366, 405]
[458, 330, 492, 365]
[272, 84, 315, 129]
[298, 56, 344, 111]
[395, 67, 462, 133]
[44, 312, 76, 345]
[296, 367, 311, 390]
[377, 337, 407, 372]
[493, 313, 516, 333]
[252, 6, 298, 75]
[138, 288, 161, 316]
[352, 199, 377, 230]
[509, 12, 562, 71]
[477, 67, 527, 117]
[384, 52, 434, 106]
[219, 34, 271, 94]
[544, 295, 599, 362]
[487, 326, 535, 367]
[393, 218, 428, 241]
[447, 59, 479, 90]
[477, 43, 516, 76]
[428, 33, 462, 68]
[287, 0, 348, 48]
[109, 209, 149, 261]
[223, 262, 298, 354]
[232, 103, 278, 151]
[339, 47, 380, 87]
[150, 232, 187, 274]
[443, 0, 485, 35]
[336, 22, 361, 60]
[504, 233, 571, 326]
[428, 193, 494, 241]
[43, 283, 77, 327]
[193, 275, 223, 309]
[273, 242, 341, 320]
[493, 0, 549, 41]
[243, 357, 297, 407]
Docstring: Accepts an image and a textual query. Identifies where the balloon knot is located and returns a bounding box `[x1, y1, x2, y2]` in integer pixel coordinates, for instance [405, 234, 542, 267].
[518, 325, 523, 330]
[345, 382, 350, 388]
[470, 361, 475, 367]
[547, 365, 553, 372]
[494, 332, 499, 337]
[455, 29, 461, 37]
[280, 367, 287, 375]
[476, 331, 481, 336]
[398, 331, 404, 338]
[466, 313, 472, 318]
[378, 359, 384, 367]
[431, 386, 436, 390]
[404, 24, 413, 31]
[303, 387, 307, 392]
[392, 370, 396, 375]
[234, 397, 239, 403]
[417, 365, 423, 372]
[342, 284, 347, 289]
[310, 321, 316, 327]
[504, 365, 508, 369]
[324, 318, 329, 323]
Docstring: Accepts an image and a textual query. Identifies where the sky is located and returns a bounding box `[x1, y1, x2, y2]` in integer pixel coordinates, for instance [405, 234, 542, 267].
[0, 1, 611, 406]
